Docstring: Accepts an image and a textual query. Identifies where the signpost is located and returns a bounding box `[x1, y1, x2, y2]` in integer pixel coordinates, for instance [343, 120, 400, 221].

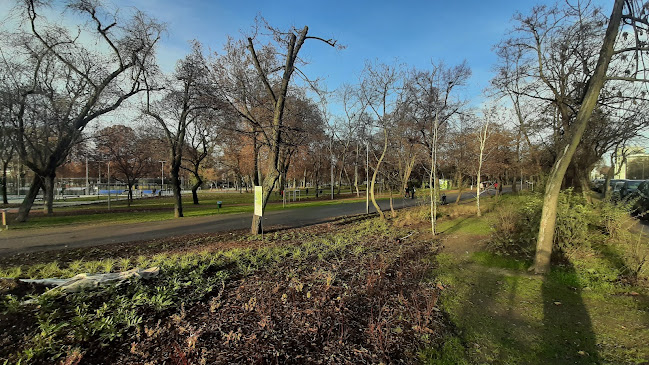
[254, 186, 263, 239]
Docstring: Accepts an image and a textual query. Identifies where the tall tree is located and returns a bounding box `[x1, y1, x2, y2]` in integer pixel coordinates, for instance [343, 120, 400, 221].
[215, 22, 337, 234]
[529, 0, 649, 274]
[145, 42, 214, 218]
[404, 62, 471, 234]
[360, 61, 403, 220]
[1, 0, 162, 221]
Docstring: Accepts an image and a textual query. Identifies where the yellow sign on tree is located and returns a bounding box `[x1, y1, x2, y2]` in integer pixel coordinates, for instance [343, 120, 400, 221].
[254, 186, 263, 217]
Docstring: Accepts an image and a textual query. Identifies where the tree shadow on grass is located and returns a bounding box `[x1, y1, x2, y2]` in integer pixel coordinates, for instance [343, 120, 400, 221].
[541, 254, 601, 364]
[438, 250, 601, 364]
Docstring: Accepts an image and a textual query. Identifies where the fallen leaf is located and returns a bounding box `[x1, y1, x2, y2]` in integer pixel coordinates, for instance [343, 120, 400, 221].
[553, 301, 562, 306]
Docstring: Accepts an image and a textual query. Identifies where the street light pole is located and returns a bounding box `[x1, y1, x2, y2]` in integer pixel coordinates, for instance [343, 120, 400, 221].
[107, 161, 111, 210]
[97, 161, 101, 196]
[159, 161, 166, 195]
[85, 155, 89, 196]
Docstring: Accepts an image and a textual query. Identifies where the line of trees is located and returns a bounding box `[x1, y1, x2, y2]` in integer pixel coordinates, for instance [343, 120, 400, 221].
[2, 0, 649, 274]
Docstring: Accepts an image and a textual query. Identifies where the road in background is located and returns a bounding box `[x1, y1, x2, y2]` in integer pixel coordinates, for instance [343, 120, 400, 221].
[0, 189, 498, 256]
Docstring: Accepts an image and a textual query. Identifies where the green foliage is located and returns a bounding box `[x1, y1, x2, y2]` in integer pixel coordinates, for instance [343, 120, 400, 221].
[1, 294, 22, 314]
[489, 191, 598, 258]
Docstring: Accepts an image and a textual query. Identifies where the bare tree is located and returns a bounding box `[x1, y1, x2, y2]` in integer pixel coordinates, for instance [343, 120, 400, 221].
[527, 0, 649, 274]
[96, 125, 153, 206]
[404, 62, 471, 234]
[214, 21, 337, 234]
[182, 111, 221, 204]
[145, 42, 215, 218]
[476, 109, 495, 217]
[0, 122, 14, 205]
[1, 0, 162, 221]
[360, 61, 403, 220]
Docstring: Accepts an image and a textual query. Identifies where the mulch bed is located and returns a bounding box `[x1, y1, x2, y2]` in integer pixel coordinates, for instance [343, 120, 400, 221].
[1, 216, 449, 364]
[113, 234, 444, 364]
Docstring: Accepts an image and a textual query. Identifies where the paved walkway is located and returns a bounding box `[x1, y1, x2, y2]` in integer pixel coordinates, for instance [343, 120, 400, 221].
[0, 190, 487, 256]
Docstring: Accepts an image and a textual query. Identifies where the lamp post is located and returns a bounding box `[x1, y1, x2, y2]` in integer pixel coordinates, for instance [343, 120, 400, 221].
[85, 155, 89, 196]
[97, 161, 102, 196]
[159, 161, 166, 195]
[107, 161, 111, 210]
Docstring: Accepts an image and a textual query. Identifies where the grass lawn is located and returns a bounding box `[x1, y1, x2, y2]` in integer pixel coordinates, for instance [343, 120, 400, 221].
[4, 190, 379, 230]
[422, 199, 649, 364]
[2, 192, 645, 364]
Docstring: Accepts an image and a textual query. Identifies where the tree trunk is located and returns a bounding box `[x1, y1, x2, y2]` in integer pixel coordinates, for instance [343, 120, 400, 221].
[389, 188, 395, 218]
[303, 168, 307, 190]
[253, 135, 260, 187]
[171, 165, 183, 218]
[1, 166, 7, 205]
[531, 0, 623, 274]
[371, 129, 388, 220]
[43, 174, 55, 216]
[354, 145, 360, 197]
[191, 166, 203, 205]
[579, 174, 591, 203]
[476, 173, 482, 217]
[604, 152, 617, 199]
[251, 170, 279, 234]
[127, 185, 133, 207]
[455, 185, 463, 205]
[192, 179, 201, 205]
[454, 171, 463, 205]
[15, 175, 43, 222]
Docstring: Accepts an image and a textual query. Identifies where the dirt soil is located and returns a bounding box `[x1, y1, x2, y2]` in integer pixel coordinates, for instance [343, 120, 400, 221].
[1, 215, 453, 364]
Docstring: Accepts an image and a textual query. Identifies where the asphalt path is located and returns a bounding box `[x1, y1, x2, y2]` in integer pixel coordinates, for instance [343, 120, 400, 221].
[0, 189, 492, 256]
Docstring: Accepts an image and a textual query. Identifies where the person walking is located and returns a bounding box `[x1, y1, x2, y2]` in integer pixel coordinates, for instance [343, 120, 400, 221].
[411, 187, 416, 199]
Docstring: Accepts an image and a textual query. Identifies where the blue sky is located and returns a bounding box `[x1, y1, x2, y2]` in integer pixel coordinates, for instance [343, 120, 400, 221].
[1, 0, 611, 108]
[112, 0, 594, 106]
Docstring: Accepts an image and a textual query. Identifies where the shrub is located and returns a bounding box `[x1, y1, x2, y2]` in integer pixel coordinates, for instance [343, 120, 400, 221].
[489, 191, 597, 259]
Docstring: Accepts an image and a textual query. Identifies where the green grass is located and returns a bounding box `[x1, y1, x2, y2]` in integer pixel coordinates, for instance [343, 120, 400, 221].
[416, 193, 649, 364]
[8, 191, 385, 230]
[426, 242, 649, 364]
[437, 216, 493, 235]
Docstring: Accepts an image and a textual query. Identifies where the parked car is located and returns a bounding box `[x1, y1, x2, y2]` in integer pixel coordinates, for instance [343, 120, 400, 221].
[630, 180, 649, 219]
[592, 179, 605, 192]
[620, 180, 645, 200]
[611, 181, 626, 201]
[602, 179, 625, 194]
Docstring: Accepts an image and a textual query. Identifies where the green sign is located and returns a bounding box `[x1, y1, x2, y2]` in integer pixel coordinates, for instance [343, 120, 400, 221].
[254, 186, 263, 216]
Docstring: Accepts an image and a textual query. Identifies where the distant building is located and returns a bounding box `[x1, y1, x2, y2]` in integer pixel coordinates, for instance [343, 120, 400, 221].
[614, 147, 649, 180]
